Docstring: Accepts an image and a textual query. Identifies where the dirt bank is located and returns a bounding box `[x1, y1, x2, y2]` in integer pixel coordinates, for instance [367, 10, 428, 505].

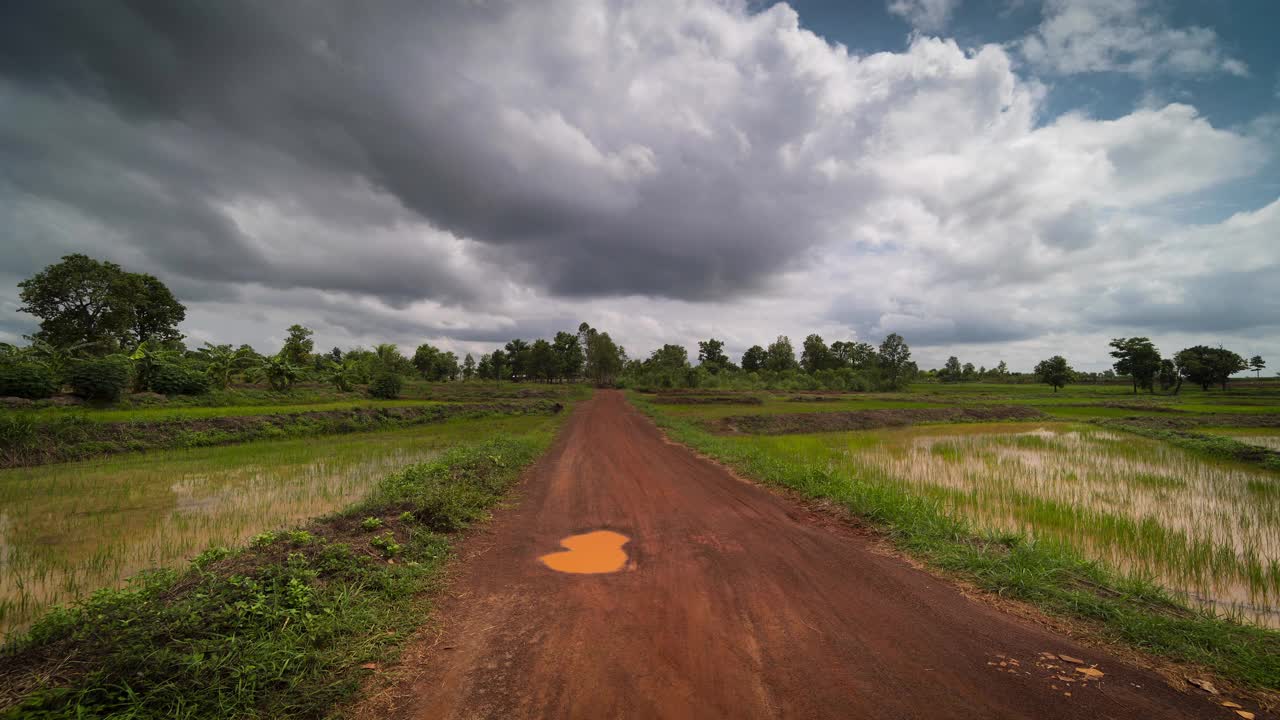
[358, 391, 1228, 719]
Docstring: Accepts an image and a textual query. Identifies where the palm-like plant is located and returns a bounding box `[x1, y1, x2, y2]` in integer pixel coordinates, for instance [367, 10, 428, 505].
[324, 357, 361, 392]
[248, 355, 302, 392]
[23, 338, 101, 378]
[198, 343, 254, 390]
[129, 340, 182, 392]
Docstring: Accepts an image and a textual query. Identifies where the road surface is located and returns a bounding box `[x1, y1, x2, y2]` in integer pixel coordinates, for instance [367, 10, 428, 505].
[371, 390, 1232, 719]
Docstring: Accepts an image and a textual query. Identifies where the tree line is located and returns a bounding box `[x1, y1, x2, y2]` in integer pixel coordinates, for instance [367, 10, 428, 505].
[0, 255, 1268, 402]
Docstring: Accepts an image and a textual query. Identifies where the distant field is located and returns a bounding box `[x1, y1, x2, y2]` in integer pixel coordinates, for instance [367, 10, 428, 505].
[16, 398, 447, 423]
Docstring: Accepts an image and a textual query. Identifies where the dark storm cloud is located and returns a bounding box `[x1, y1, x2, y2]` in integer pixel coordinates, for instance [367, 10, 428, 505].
[0, 1, 849, 304]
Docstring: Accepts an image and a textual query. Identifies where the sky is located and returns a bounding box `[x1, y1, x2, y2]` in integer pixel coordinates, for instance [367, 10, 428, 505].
[1, 0, 1277, 372]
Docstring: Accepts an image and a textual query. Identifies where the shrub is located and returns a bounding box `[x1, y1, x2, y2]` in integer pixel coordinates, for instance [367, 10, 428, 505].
[66, 357, 131, 402]
[147, 362, 209, 395]
[0, 362, 59, 399]
[368, 372, 402, 399]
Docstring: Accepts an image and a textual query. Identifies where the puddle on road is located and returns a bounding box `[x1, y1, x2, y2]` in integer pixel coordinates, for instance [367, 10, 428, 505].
[539, 530, 630, 574]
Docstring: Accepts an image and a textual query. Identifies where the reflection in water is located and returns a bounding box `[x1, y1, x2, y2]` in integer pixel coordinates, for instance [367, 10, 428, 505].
[832, 423, 1280, 627]
[0, 435, 440, 640]
[540, 530, 630, 574]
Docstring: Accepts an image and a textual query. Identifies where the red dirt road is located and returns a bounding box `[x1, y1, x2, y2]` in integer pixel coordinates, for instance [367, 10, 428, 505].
[375, 391, 1234, 719]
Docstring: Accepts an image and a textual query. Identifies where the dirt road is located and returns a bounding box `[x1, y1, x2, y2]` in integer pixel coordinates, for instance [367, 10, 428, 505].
[374, 391, 1230, 719]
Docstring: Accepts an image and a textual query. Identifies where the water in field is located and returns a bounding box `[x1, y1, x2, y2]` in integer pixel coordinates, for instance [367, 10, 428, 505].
[0, 431, 443, 640]
[836, 424, 1280, 627]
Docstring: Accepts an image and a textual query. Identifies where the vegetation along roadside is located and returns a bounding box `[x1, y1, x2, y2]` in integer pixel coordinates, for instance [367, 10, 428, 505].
[0, 428, 558, 718]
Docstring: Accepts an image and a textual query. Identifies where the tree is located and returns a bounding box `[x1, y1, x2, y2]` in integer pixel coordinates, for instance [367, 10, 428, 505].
[250, 355, 302, 392]
[940, 356, 962, 383]
[1250, 355, 1266, 379]
[528, 339, 557, 382]
[463, 353, 476, 381]
[877, 333, 913, 390]
[741, 345, 767, 372]
[18, 254, 186, 352]
[280, 325, 315, 366]
[505, 339, 530, 381]
[994, 360, 1009, 379]
[800, 334, 833, 374]
[1158, 358, 1179, 392]
[1174, 345, 1247, 391]
[412, 343, 456, 381]
[552, 331, 584, 381]
[490, 349, 508, 382]
[1109, 337, 1161, 394]
[375, 343, 413, 375]
[128, 274, 186, 346]
[764, 336, 797, 372]
[697, 338, 731, 374]
[1034, 355, 1073, 392]
[584, 331, 623, 385]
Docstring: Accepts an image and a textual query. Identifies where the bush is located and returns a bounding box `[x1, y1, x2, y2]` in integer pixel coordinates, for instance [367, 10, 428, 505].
[67, 357, 131, 402]
[368, 372, 402, 399]
[147, 362, 209, 396]
[0, 362, 59, 399]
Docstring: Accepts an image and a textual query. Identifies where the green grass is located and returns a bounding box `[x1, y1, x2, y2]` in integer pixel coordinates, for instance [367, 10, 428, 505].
[0, 414, 556, 639]
[0, 427, 562, 718]
[16, 399, 446, 423]
[632, 392, 1280, 690]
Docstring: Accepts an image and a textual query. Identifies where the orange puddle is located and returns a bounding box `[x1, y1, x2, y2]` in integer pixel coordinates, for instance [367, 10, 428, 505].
[539, 530, 630, 574]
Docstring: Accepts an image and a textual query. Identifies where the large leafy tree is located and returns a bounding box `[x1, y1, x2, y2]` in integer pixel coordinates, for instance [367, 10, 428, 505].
[552, 331, 584, 380]
[764, 336, 797, 372]
[18, 254, 186, 352]
[740, 345, 766, 372]
[1109, 337, 1161, 394]
[1034, 355, 1073, 392]
[504, 339, 531, 381]
[1250, 355, 1266, 378]
[799, 334, 833, 373]
[940, 356, 962, 383]
[528, 339, 557, 382]
[877, 333, 914, 390]
[1174, 345, 1248, 391]
[583, 330, 623, 386]
[280, 325, 315, 366]
[697, 338, 731, 374]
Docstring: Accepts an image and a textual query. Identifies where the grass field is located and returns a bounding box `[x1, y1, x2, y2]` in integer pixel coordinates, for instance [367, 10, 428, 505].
[16, 398, 447, 423]
[633, 383, 1280, 689]
[0, 413, 558, 640]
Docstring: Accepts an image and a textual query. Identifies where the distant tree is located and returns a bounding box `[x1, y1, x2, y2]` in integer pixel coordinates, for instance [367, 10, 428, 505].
[962, 362, 976, 380]
[697, 338, 731, 374]
[476, 353, 492, 380]
[764, 336, 798, 372]
[1158, 358, 1179, 392]
[1109, 337, 1161, 394]
[994, 360, 1009, 379]
[741, 345, 767, 372]
[584, 331, 623, 385]
[877, 333, 913, 390]
[412, 343, 457, 381]
[375, 343, 413, 375]
[940, 356, 962, 383]
[1174, 345, 1247, 391]
[552, 331, 584, 381]
[1250, 355, 1266, 379]
[528, 339, 557, 382]
[505, 339, 530, 381]
[250, 355, 302, 392]
[463, 353, 476, 381]
[329, 347, 343, 362]
[799, 334, 833, 374]
[280, 325, 315, 366]
[1034, 356, 1073, 392]
[490, 349, 508, 382]
[18, 254, 186, 352]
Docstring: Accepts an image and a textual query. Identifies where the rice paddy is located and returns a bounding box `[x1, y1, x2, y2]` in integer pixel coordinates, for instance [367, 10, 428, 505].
[771, 422, 1280, 626]
[0, 414, 551, 639]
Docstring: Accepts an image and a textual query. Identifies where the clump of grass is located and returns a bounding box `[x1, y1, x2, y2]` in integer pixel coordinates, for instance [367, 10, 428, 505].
[0, 435, 550, 719]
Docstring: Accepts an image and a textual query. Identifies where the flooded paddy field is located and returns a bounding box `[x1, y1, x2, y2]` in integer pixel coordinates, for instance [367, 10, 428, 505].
[754, 422, 1280, 626]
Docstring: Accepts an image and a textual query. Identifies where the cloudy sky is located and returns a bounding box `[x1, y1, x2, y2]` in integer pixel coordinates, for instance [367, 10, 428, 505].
[1, 0, 1277, 372]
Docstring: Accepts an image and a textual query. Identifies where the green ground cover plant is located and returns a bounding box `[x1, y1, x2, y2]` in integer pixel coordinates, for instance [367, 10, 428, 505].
[0, 430, 556, 718]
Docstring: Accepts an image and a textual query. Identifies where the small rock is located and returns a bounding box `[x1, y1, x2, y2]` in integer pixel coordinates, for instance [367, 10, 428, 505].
[1188, 678, 1219, 694]
[1058, 655, 1084, 665]
[1234, 711, 1254, 720]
